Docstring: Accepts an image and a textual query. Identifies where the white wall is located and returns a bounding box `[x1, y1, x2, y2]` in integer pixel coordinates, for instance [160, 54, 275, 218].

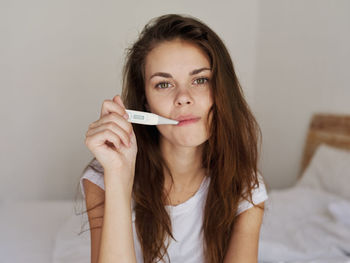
[0, 0, 259, 201]
[253, 0, 350, 189]
[4, 0, 347, 200]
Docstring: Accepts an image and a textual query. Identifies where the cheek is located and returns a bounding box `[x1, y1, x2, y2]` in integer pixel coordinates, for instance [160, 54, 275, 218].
[156, 125, 171, 138]
[203, 94, 214, 119]
[202, 100, 214, 135]
[148, 97, 172, 116]
[150, 103, 168, 117]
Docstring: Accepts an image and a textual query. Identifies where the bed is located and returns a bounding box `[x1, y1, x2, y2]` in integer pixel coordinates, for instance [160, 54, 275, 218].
[1, 113, 349, 263]
[259, 113, 350, 262]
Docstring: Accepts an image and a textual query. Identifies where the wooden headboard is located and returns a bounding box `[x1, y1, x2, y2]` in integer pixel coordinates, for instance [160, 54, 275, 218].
[299, 113, 350, 177]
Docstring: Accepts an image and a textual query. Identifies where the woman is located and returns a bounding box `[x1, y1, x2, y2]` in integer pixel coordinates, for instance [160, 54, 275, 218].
[81, 14, 268, 263]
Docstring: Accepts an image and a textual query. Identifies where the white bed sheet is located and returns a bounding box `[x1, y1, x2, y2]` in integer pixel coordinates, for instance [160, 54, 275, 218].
[52, 208, 90, 263]
[51, 185, 350, 263]
[0, 200, 76, 263]
[259, 185, 350, 263]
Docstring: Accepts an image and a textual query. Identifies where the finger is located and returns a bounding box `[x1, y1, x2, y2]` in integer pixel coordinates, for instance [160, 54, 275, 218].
[114, 95, 126, 109]
[89, 112, 133, 136]
[85, 129, 122, 151]
[100, 98, 127, 119]
[106, 112, 133, 135]
[86, 121, 131, 147]
[129, 127, 137, 144]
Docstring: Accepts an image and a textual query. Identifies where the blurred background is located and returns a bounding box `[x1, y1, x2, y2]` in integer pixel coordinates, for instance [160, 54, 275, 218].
[1, 0, 349, 202]
[2, 1, 350, 262]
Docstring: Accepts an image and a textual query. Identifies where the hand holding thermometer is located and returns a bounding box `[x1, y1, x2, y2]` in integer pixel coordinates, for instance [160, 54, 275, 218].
[126, 109, 179, 125]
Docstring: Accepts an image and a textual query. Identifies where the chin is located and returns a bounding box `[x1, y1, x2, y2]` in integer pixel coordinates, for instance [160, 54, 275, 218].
[158, 127, 209, 147]
[174, 136, 208, 148]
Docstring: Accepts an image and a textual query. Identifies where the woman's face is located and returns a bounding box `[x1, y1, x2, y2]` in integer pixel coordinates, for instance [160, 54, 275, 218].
[144, 38, 213, 147]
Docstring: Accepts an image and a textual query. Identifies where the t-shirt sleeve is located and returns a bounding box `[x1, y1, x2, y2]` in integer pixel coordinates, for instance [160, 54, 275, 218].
[80, 158, 105, 199]
[235, 172, 268, 216]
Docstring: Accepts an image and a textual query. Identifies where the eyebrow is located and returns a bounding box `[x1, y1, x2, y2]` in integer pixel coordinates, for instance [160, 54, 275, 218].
[149, 67, 211, 80]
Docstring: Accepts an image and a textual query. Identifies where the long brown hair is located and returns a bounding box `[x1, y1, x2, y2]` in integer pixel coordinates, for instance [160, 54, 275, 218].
[80, 14, 264, 263]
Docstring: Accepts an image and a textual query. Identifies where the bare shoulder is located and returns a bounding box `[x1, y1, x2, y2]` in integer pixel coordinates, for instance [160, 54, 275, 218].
[223, 202, 265, 263]
[83, 179, 105, 198]
[83, 179, 105, 263]
[83, 179, 105, 227]
[234, 201, 265, 234]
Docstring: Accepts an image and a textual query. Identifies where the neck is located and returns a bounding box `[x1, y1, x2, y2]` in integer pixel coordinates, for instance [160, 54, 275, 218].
[160, 138, 206, 192]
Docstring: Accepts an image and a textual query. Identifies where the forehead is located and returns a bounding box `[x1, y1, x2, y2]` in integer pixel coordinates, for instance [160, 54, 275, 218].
[144, 39, 210, 77]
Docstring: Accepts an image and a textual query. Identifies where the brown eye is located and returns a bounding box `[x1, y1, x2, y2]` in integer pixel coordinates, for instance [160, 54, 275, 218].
[156, 82, 171, 89]
[194, 77, 209, 85]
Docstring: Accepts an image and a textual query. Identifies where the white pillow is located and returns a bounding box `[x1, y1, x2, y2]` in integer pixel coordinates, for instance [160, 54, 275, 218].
[328, 200, 350, 226]
[297, 144, 350, 200]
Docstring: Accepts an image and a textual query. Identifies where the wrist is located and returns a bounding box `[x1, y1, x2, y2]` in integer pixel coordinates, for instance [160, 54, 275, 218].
[104, 169, 134, 197]
[105, 185, 133, 205]
[103, 162, 135, 176]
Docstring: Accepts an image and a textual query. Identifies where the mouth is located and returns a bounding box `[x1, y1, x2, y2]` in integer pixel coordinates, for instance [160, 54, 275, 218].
[176, 116, 201, 126]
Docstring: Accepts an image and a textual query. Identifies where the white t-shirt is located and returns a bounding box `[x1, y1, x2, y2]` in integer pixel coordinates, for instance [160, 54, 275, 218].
[80, 164, 268, 263]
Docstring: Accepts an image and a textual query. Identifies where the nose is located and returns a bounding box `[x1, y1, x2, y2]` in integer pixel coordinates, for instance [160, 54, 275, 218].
[174, 89, 193, 106]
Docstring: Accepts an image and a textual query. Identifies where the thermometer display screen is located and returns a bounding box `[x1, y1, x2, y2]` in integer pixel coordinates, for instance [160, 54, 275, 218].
[134, 115, 145, 120]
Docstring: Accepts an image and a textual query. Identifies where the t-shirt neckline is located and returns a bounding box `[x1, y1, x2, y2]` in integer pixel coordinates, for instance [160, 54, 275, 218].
[165, 175, 210, 214]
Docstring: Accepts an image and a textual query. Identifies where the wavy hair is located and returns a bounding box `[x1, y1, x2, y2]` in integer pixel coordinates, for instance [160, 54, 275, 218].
[81, 14, 265, 263]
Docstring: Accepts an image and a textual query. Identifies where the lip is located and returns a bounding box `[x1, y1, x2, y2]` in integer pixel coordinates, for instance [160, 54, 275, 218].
[175, 115, 201, 126]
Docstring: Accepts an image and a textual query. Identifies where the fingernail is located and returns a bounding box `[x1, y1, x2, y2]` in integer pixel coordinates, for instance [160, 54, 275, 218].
[124, 113, 129, 120]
